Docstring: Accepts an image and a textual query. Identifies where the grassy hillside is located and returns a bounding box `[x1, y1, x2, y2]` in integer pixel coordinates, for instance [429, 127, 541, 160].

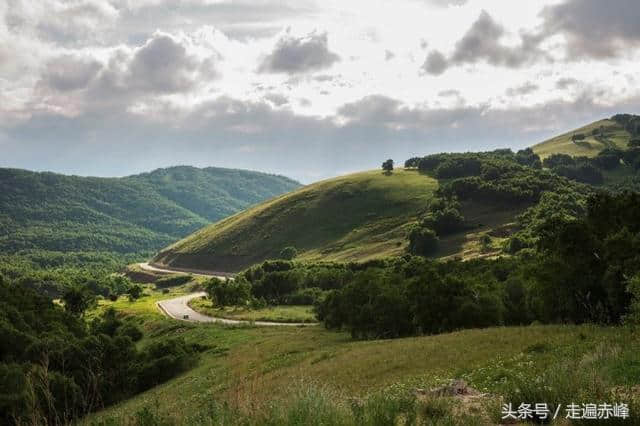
[153, 169, 439, 272]
[0, 166, 299, 254]
[88, 289, 638, 424]
[531, 118, 633, 159]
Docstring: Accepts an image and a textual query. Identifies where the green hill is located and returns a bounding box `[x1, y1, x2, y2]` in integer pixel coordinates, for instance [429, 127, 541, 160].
[532, 115, 637, 159]
[153, 165, 535, 272]
[0, 166, 299, 254]
[154, 169, 438, 271]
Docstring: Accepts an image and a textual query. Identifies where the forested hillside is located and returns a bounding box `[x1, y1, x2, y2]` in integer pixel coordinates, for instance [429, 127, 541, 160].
[0, 166, 299, 253]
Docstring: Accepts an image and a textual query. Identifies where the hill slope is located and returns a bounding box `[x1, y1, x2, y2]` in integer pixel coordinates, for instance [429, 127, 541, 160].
[0, 166, 299, 254]
[154, 169, 439, 271]
[532, 115, 636, 159]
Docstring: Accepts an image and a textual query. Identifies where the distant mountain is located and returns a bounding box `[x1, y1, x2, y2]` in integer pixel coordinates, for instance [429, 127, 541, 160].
[0, 166, 300, 254]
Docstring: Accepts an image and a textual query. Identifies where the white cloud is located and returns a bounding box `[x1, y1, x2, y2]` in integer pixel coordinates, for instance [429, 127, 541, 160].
[2, 0, 640, 181]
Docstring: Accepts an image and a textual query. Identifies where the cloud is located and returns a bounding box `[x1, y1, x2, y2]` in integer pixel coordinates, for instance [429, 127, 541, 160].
[506, 82, 539, 97]
[41, 55, 102, 91]
[263, 93, 289, 106]
[126, 33, 200, 93]
[556, 77, 579, 90]
[423, 11, 546, 75]
[423, 0, 468, 7]
[4, 90, 640, 183]
[6, 0, 119, 46]
[422, 50, 448, 75]
[541, 0, 640, 60]
[438, 89, 461, 97]
[33, 32, 220, 117]
[258, 32, 340, 74]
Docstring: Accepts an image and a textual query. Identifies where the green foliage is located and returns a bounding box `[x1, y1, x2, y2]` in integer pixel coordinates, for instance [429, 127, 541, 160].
[128, 284, 144, 300]
[156, 169, 438, 272]
[62, 285, 96, 316]
[624, 275, 640, 325]
[279, 246, 298, 260]
[0, 278, 196, 425]
[381, 159, 394, 173]
[419, 197, 465, 236]
[407, 227, 439, 257]
[313, 191, 640, 339]
[0, 166, 299, 254]
[204, 277, 252, 306]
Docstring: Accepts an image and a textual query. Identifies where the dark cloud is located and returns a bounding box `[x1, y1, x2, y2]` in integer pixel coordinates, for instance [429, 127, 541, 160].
[41, 55, 101, 91]
[450, 11, 544, 67]
[126, 34, 200, 93]
[258, 32, 340, 74]
[421, 50, 448, 75]
[106, 33, 215, 95]
[4, 91, 640, 183]
[541, 0, 640, 59]
[423, 11, 546, 75]
[506, 82, 539, 97]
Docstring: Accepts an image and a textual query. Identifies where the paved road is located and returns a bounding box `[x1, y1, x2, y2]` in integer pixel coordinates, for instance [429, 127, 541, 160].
[156, 292, 317, 327]
[139, 262, 233, 279]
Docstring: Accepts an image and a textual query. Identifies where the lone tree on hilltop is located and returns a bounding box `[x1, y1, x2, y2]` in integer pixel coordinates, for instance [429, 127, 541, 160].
[382, 159, 394, 174]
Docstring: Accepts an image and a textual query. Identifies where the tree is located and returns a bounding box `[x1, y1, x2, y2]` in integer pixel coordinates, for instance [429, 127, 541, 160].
[279, 246, 298, 260]
[128, 284, 143, 300]
[205, 277, 251, 306]
[62, 286, 95, 316]
[408, 226, 439, 256]
[382, 159, 394, 173]
[628, 139, 640, 148]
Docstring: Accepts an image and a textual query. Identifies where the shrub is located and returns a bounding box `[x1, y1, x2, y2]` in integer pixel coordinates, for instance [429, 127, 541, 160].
[408, 227, 439, 256]
[205, 277, 252, 307]
[279, 246, 298, 260]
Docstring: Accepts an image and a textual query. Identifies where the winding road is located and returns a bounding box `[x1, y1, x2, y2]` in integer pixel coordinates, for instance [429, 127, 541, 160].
[143, 263, 317, 327]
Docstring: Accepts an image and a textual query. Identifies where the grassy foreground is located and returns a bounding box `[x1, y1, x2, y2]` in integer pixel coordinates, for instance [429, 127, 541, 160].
[189, 296, 317, 323]
[87, 292, 640, 425]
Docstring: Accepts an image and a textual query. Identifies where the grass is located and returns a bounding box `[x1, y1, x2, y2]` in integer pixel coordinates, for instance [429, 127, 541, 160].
[153, 169, 439, 272]
[532, 118, 633, 159]
[87, 291, 640, 424]
[189, 296, 317, 323]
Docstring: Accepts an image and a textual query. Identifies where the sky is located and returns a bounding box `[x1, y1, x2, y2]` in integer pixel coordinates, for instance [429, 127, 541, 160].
[2, 0, 640, 183]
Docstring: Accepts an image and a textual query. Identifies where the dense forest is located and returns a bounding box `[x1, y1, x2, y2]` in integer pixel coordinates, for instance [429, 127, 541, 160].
[0, 275, 198, 424]
[0, 166, 299, 254]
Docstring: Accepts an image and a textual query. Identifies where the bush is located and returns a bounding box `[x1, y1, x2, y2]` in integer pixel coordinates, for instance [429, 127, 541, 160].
[279, 246, 298, 260]
[408, 227, 439, 257]
[205, 277, 252, 306]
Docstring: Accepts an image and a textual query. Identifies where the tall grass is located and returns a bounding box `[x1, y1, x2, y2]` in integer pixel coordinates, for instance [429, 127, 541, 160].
[88, 382, 484, 426]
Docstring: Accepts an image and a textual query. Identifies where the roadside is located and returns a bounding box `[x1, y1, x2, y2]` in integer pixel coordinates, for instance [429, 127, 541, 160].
[156, 292, 318, 327]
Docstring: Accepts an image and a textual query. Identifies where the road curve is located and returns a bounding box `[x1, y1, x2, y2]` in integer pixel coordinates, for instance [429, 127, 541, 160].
[156, 292, 318, 327]
[139, 262, 233, 279]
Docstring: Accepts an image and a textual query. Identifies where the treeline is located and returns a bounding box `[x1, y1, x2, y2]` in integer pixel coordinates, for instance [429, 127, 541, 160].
[0, 250, 144, 298]
[315, 191, 640, 338]
[0, 275, 198, 425]
[405, 149, 590, 256]
[204, 261, 359, 307]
